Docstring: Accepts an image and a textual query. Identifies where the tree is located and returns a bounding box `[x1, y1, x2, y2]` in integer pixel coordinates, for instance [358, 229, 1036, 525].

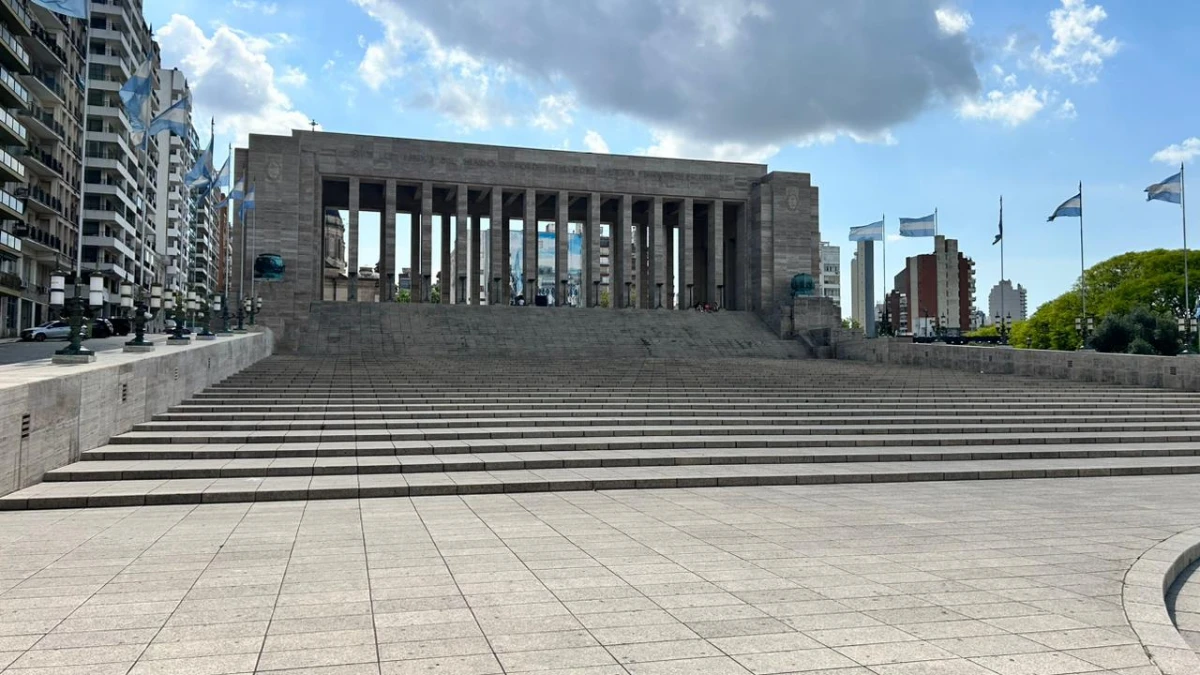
[599, 290, 611, 308]
[430, 286, 441, 304]
[1013, 249, 1198, 350]
[395, 289, 411, 303]
[841, 318, 861, 330]
[1091, 306, 1180, 356]
[966, 325, 1000, 338]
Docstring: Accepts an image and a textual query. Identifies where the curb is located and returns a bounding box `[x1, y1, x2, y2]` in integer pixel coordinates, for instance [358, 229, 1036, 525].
[1122, 525, 1200, 674]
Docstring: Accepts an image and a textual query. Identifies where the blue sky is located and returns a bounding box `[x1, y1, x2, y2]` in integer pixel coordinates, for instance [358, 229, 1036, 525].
[146, 0, 1199, 316]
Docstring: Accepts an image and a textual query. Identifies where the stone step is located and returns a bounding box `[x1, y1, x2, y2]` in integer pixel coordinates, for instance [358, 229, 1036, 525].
[84, 431, 1200, 460]
[8, 456, 1200, 510]
[131, 413, 1200, 432]
[107, 422, 1200, 445]
[45, 443, 1200, 481]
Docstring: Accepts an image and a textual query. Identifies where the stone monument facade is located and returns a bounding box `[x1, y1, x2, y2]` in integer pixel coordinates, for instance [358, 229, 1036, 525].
[235, 131, 819, 348]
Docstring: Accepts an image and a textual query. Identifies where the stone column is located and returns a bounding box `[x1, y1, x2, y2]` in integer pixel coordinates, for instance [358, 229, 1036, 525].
[737, 202, 749, 311]
[664, 208, 675, 309]
[650, 197, 664, 308]
[348, 177, 360, 301]
[523, 189, 537, 303]
[638, 224, 649, 309]
[470, 214, 481, 304]
[440, 209, 452, 305]
[615, 195, 630, 309]
[710, 199, 724, 308]
[680, 198, 693, 310]
[588, 193, 600, 307]
[489, 188, 503, 305]
[420, 182, 432, 302]
[383, 179, 396, 302]
[555, 191, 568, 306]
[455, 185, 468, 304]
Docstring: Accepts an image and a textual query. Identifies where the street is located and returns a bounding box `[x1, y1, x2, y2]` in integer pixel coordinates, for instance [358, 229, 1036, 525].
[0, 334, 168, 365]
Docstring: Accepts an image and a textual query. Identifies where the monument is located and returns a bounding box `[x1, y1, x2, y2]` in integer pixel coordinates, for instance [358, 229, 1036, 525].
[233, 131, 821, 348]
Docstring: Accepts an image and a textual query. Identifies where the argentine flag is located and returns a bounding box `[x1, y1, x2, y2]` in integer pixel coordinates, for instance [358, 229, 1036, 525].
[213, 156, 230, 190]
[30, 0, 87, 18]
[849, 220, 884, 242]
[1145, 171, 1182, 205]
[184, 137, 214, 192]
[1047, 193, 1082, 221]
[240, 185, 256, 218]
[120, 60, 154, 148]
[898, 213, 936, 237]
[229, 178, 245, 202]
[148, 94, 191, 139]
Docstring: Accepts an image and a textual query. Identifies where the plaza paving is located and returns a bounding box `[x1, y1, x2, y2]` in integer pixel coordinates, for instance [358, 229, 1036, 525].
[0, 477, 1196, 674]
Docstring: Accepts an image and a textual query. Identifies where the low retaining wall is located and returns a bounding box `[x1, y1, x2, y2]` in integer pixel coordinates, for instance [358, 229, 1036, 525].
[1122, 527, 1200, 674]
[0, 330, 273, 497]
[837, 337, 1200, 390]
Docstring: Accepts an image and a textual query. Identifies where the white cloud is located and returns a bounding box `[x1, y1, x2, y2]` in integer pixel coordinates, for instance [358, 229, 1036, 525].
[935, 6, 972, 35]
[531, 94, 577, 132]
[1032, 0, 1120, 83]
[583, 130, 610, 154]
[798, 129, 898, 147]
[352, 0, 978, 147]
[1152, 138, 1200, 165]
[1056, 99, 1077, 120]
[279, 66, 308, 87]
[231, 0, 278, 15]
[640, 130, 779, 164]
[959, 86, 1047, 126]
[157, 14, 311, 145]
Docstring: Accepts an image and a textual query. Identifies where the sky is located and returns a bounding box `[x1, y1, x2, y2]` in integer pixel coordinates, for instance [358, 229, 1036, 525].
[145, 0, 1200, 316]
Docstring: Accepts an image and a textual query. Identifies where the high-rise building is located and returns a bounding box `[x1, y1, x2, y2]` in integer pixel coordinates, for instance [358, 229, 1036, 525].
[889, 235, 976, 335]
[82, 0, 161, 314]
[153, 67, 198, 296]
[988, 279, 1027, 325]
[850, 240, 874, 334]
[818, 241, 840, 306]
[0, 5, 87, 336]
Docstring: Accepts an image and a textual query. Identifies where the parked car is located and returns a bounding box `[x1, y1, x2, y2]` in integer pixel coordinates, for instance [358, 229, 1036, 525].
[20, 320, 71, 341]
[109, 316, 132, 336]
[89, 318, 114, 339]
[163, 319, 191, 335]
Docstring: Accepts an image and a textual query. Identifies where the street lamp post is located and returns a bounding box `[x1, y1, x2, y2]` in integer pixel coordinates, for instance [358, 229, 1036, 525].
[123, 284, 162, 352]
[167, 291, 191, 344]
[244, 296, 263, 325]
[215, 294, 232, 335]
[1178, 316, 1193, 356]
[196, 291, 215, 340]
[1074, 315, 1095, 349]
[49, 273, 98, 364]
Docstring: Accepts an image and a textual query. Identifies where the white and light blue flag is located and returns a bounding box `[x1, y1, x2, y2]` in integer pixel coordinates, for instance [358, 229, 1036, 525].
[1145, 171, 1183, 205]
[213, 155, 230, 190]
[240, 185, 256, 218]
[898, 213, 936, 237]
[184, 136, 214, 191]
[229, 177, 245, 201]
[1047, 193, 1082, 221]
[120, 60, 154, 148]
[30, 0, 87, 18]
[147, 93, 190, 139]
[848, 220, 884, 242]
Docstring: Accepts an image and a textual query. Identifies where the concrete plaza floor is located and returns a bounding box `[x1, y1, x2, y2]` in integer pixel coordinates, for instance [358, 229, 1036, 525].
[1, 476, 1196, 674]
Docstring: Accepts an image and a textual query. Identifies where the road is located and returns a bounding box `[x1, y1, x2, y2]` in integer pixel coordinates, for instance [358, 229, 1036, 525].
[0, 334, 168, 365]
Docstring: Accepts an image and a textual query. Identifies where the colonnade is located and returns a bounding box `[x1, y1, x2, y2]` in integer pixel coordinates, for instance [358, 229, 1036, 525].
[323, 181, 749, 310]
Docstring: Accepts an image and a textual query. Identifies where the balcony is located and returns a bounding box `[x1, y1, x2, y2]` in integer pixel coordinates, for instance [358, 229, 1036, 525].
[0, 21, 29, 75]
[0, 106, 25, 145]
[14, 223, 61, 257]
[20, 104, 64, 142]
[83, 234, 134, 260]
[0, 270, 22, 291]
[24, 184, 61, 215]
[21, 145, 61, 178]
[85, 260, 129, 281]
[0, 227, 19, 255]
[0, 0, 31, 38]
[0, 145, 23, 182]
[25, 67, 64, 105]
[29, 24, 69, 71]
[26, 0, 63, 33]
[0, 66, 28, 108]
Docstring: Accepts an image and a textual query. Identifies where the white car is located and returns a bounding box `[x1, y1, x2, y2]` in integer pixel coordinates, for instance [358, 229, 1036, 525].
[20, 320, 71, 341]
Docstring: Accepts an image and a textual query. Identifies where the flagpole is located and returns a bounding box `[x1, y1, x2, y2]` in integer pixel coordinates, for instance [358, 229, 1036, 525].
[1182, 163, 1189, 320]
[1079, 181, 1086, 325]
[881, 213, 886, 334]
[999, 196, 1004, 333]
[934, 208, 938, 237]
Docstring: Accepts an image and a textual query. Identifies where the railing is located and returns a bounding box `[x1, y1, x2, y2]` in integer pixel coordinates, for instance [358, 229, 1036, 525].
[0, 21, 29, 70]
[13, 224, 59, 253]
[25, 104, 63, 139]
[0, 228, 20, 252]
[31, 23, 67, 66]
[0, 0, 31, 34]
[0, 146, 23, 178]
[30, 66, 64, 100]
[0, 66, 28, 105]
[0, 106, 26, 140]
[27, 184, 61, 213]
[0, 270, 21, 290]
[27, 145, 62, 174]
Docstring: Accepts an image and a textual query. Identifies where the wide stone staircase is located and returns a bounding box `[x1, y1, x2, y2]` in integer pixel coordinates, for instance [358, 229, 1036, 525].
[6, 354, 1200, 509]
